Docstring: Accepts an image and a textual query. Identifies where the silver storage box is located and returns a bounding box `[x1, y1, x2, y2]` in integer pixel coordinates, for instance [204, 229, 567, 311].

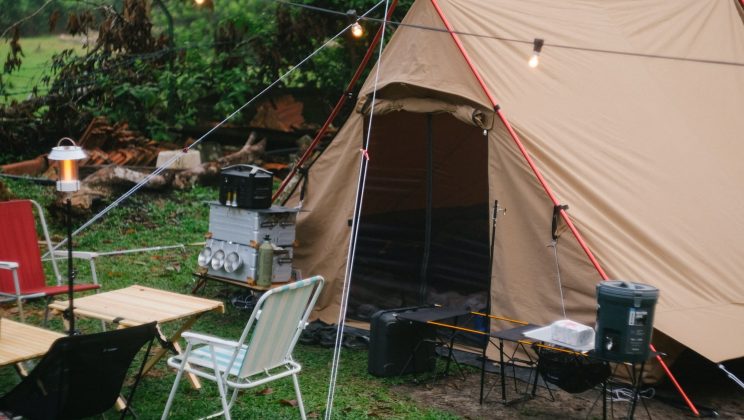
[201, 239, 293, 284]
[208, 202, 298, 247]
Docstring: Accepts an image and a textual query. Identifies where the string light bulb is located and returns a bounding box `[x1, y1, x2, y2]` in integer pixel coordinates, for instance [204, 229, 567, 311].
[195, 0, 205, 4]
[351, 21, 364, 38]
[347, 9, 364, 39]
[529, 38, 544, 68]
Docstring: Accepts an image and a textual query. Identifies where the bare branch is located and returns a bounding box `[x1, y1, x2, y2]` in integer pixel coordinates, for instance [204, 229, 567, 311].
[1, 0, 56, 40]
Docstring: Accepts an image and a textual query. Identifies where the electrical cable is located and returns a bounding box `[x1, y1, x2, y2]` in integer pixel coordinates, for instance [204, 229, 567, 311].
[42, 2, 387, 258]
[274, 0, 744, 68]
[609, 386, 655, 402]
[324, 0, 390, 418]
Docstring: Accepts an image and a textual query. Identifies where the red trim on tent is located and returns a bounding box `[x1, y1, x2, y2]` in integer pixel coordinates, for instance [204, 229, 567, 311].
[430, 0, 700, 416]
[430, 0, 606, 278]
[273, 0, 400, 203]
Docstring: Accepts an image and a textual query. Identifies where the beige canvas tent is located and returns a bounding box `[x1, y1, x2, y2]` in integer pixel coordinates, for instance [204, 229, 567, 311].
[287, 0, 744, 365]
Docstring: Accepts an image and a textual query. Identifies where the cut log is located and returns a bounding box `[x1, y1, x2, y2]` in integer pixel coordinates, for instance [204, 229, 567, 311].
[54, 166, 170, 214]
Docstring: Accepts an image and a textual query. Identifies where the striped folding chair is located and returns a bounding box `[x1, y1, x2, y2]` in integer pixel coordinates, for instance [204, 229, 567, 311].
[161, 275, 324, 420]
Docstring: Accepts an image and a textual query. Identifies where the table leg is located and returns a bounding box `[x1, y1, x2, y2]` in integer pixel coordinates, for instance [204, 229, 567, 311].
[191, 274, 207, 294]
[628, 361, 645, 419]
[480, 342, 488, 404]
[13, 363, 28, 377]
[142, 314, 204, 389]
[602, 378, 607, 420]
[500, 338, 507, 403]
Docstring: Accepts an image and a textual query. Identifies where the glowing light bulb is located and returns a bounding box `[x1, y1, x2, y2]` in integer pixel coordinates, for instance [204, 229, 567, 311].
[61, 159, 74, 182]
[195, 0, 205, 5]
[351, 22, 364, 38]
[529, 38, 544, 69]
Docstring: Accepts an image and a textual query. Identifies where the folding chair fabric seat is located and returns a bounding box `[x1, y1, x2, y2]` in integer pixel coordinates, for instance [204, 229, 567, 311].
[182, 342, 249, 377]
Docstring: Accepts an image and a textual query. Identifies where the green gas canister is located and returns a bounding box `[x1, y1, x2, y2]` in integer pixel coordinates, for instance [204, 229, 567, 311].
[256, 235, 274, 288]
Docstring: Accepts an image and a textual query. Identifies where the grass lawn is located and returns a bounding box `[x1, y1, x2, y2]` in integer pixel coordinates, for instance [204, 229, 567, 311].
[0, 35, 88, 103]
[0, 179, 459, 419]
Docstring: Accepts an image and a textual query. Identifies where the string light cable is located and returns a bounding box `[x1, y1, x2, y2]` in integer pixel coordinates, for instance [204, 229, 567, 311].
[275, 1, 744, 68]
[43, 0, 388, 257]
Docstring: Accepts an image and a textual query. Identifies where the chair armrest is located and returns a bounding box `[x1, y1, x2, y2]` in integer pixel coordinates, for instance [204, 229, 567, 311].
[0, 261, 20, 270]
[182, 331, 240, 350]
[51, 250, 99, 260]
[0, 291, 46, 300]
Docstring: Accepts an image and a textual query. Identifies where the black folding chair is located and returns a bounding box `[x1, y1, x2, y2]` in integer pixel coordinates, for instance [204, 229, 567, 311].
[0, 321, 160, 420]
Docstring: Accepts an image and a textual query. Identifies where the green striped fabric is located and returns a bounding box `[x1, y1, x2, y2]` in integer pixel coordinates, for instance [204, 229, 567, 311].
[188, 344, 248, 377]
[238, 278, 319, 378]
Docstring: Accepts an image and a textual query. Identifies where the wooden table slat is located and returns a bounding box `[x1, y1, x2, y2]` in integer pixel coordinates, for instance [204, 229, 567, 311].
[0, 319, 64, 366]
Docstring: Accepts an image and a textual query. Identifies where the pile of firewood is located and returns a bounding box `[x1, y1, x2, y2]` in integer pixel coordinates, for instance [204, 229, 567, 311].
[78, 116, 169, 166]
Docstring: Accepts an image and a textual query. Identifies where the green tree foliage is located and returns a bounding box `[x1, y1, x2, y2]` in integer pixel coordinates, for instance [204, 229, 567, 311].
[0, 0, 412, 163]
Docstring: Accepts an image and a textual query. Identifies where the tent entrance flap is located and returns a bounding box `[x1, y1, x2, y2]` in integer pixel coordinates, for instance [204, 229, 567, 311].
[348, 111, 490, 319]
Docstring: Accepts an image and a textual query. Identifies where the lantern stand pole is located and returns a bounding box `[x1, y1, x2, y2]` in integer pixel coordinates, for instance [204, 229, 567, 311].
[66, 195, 75, 336]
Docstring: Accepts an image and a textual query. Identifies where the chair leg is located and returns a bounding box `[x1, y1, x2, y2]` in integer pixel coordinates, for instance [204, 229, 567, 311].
[227, 387, 240, 412]
[213, 373, 232, 420]
[11, 269, 25, 322]
[16, 295, 25, 322]
[162, 344, 192, 420]
[43, 296, 52, 326]
[292, 373, 307, 420]
[161, 363, 184, 419]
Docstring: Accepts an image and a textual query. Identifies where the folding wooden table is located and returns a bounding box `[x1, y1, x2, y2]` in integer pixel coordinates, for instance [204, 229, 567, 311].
[48, 285, 224, 389]
[0, 318, 64, 368]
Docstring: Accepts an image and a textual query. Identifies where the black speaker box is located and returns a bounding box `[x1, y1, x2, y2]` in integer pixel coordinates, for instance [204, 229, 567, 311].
[368, 306, 436, 377]
[218, 165, 273, 209]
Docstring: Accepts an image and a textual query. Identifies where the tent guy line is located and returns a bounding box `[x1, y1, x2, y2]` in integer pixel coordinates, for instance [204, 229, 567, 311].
[324, 0, 393, 418]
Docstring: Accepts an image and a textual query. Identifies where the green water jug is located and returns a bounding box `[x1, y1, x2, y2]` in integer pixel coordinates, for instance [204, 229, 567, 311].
[257, 235, 274, 288]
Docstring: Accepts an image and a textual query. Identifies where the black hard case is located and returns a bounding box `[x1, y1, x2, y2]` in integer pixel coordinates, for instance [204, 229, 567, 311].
[367, 306, 436, 377]
[218, 165, 273, 209]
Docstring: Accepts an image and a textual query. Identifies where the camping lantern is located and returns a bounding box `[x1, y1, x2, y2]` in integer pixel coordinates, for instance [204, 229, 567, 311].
[48, 138, 87, 192]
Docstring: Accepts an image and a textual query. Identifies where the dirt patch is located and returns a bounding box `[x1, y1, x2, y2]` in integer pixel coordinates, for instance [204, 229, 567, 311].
[393, 365, 744, 419]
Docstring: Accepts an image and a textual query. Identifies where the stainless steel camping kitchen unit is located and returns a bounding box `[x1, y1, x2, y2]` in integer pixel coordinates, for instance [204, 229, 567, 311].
[197, 202, 299, 284]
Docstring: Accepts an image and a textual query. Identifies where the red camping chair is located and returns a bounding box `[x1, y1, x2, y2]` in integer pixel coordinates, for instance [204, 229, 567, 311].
[0, 200, 101, 322]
